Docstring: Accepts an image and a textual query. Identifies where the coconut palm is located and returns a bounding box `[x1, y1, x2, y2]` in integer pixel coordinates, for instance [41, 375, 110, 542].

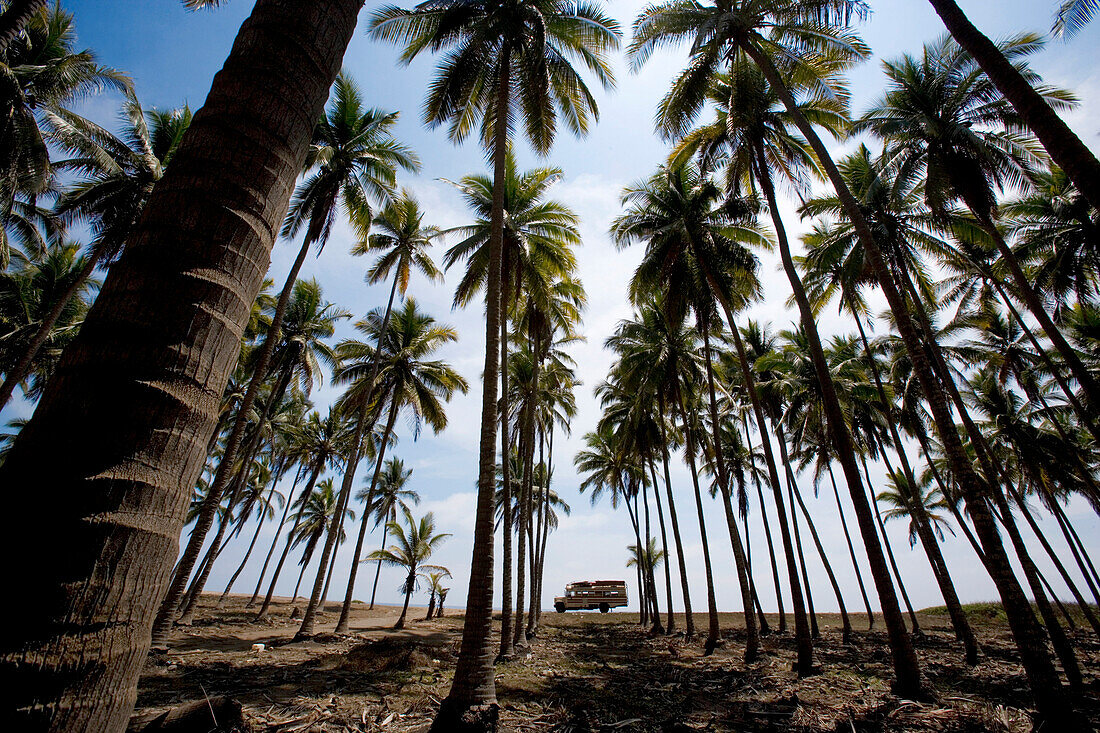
[368, 3, 618, 719]
[361, 458, 419, 609]
[878, 471, 955, 549]
[289, 477, 355, 601]
[626, 536, 665, 588]
[0, 92, 191, 409]
[426, 570, 451, 620]
[923, 0, 1100, 210]
[368, 507, 451, 629]
[0, 241, 94, 398]
[327, 298, 467, 636]
[1, 2, 365, 727]
[1054, 0, 1098, 35]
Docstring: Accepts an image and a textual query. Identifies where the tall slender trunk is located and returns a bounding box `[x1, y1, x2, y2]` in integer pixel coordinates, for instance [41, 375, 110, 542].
[990, 491, 1084, 688]
[717, 306, 810, 670]
[742, 503, 770, 634]
[857, 452, 921, 634]
[256, 461, 325, 620]
[675, 391, 721, 653]
[395, 574, 413, 629]
[249, 469, 304, 607]
[291, 551, 311, 602]
[333, 271, 403, 632]
[649, 457, 676, 634]
[1049, 502, 1100, 609]
[498, 283, 514, 660]
[741, 417, 786, 633]
[0, 251, 100, 410]
[640, 477, 664, 633]
[435, 55, 511, 729]
[700, 321, 758, 659]
[1050, 502, 1100, 589]
[787, 469, 852, 643]
[745, 42, 1072, 719]
[513, 399, 532, 648]
[925, 0, 1100, 210]
[528, 428, 546, 637]
[828, 465, 874, 630]
[753, 139, 920, 692]
[780, 435, 818, 639]
[219, 476, 280, 606]
[625, 493, 647, 625]
[658, 393, 694, 635]
[369, 524, 389, 610]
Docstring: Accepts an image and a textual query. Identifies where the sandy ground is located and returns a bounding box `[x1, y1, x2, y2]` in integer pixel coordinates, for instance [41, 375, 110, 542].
[136, 594, 1100, 731]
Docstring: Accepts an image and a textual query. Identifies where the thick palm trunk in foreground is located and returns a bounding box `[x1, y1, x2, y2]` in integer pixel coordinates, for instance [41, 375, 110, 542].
[0, 3, 361, 729]
[925, 0, 1100, 211]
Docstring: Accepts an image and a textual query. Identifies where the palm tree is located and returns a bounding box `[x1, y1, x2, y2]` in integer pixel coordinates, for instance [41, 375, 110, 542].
[0, 241, 95, 398]
[854, 35, 1100, 414]
[0, 1, 128, 228]
[368, 4, 618, 721]
[327, 298, 467, 636]
[631, 1, 1071, 715]
[441, 150, 582, 655]
[0, 1, 364, 727]
[924, 0, 1100, 210]
[425, 570, 450, 621]
[361, 457, 419, 609]
[0, 91, 184, 410]
[626, 536, 665, 595]
[368, 507, 451, 630]
[289, 478, 356, 602]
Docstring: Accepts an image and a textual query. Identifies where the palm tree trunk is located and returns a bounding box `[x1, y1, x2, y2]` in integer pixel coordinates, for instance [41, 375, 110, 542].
[674, 391, 722, 653]
[658, 393, 695, 635]
[625, 493, 647, 626]
[1049, 502, 1100, 608]
[741, 417, 786, 634]
[218, 477, 279, 607]
[513, 403, 531, 648]
[435, 55, 511, 730]
[320, 524, 341, 611]
[369, 525, 389, 610]
[249, 469, 303, 607]
[925, 0, 1100, 210]
[744, 41, 1073, 719]
[717, 304, 810, 670]
[0, 0, 47, 57]
[779, 436, 818, 640]
[648, 458, 676, 634]
[0, 250, 100, 410]
[700, 321, 758, 660]
[327, 398, 398, 636]
[742, 506, 770, 634]
[989, 490, 1084, 688]
[291, 553, 311, 603]
[787, 470, 852, 643]
[498, 282, 514, 660]
[753, 140, 919, 690]
[827, 465, 875, 630]
[256, 461, 325, 620]
[0, 0, 360, 722]
[395, 575, 413, 629]
[857, 452, 921, 634]
[640, 477, 664, 634]
[527, 428, 546, 637]
[152, 245, 304, 645]
[427, 593, 436, 621]
[333, 269, 403, 632]
[1051, 502, 1100, 588]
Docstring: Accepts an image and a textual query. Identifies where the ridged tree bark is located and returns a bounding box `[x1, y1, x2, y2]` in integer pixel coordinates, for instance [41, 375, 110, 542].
[497, 282, 515, 660]
[0, 2, 362, 729]
[925, 0, 1100, 211]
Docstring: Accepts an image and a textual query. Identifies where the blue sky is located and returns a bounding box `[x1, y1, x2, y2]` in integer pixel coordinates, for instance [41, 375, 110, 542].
[22, 1, 1100, 614]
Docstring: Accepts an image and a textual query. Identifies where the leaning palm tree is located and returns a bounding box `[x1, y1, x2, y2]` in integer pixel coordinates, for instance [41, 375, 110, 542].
[360, 457, 419, 609]
[425, 570, 450, 620]
[368, 507, 451, 629]
[368, 4, 619, 722]
[923, 0, 1100, 210]
[631, 1, 1072, 717]
[327, 298, 467, 636]
[0, 92, 191, 409]
[0, 2, 367, 728]
[289, 477, 356, 602]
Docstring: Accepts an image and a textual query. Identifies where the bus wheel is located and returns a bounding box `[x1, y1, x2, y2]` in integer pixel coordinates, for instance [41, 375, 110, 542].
[555, 603, 566, 613]
[599, 603, 610, 614]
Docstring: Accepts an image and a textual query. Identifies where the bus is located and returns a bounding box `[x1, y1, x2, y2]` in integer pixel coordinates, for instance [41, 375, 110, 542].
[553, 580, 628, 613]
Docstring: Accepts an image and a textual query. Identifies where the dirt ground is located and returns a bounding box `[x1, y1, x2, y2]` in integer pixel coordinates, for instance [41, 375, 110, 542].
[136, 595, 1100, 732]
